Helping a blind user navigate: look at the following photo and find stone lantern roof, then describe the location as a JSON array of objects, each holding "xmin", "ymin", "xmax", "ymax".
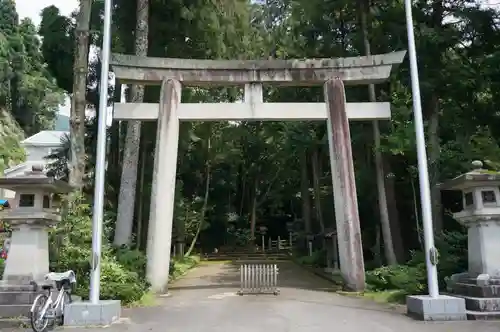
[
  {"xmin": 440, "ymin": 160, "xmax": 500, "ymax": 191},
  {"xmin": 0, "ymin": 164, "xmax": 72, "ymax": 193}
]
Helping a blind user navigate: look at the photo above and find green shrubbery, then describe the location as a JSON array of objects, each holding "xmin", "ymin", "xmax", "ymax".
[
  {"xmin": 49, "ymin": 196, "xmax": 149, "ymax": 304},
  {"xmin": 48, "ymin": 195, "xmax": 200, "ymax": 304},
  {"xmin": 169, "ymin": 255, "xmax": 200, "ymax": 280},
  {"xmin": 292, "ymin": 230, "xmax": 467, "ymax": 301},
  {"xmin": 365, "ymin": 230, "xmax": 468, "ymax": 298},
  {"xmin": 295, "ymin": 249, "xmax": 326, "ymax": 267},
  {"xmin": 365, "ymin": 261, "xmax": 427, "ymax": 294}
]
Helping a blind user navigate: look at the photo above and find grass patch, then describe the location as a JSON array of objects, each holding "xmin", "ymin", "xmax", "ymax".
[
  {"xmin": 127, "ymin": 291, "xmax": 157, "ymax": 307},
  {"xmin": 170, "ymin": 255, "xmax": 200, "ymax": 281},
  {"xmin": 126, "ymin": 256, "xmax": 201, "ymax": 307},
  {"xmin": 362, "ymin": 290, "xmax": 406, "ymax": 304},
  {"xmin": 337, "ymin": 289, "xmax": 406, "ymax": 304},
  {"xmin": 201, "ymin": 259, "xmax": 232, "ymax": 265}
]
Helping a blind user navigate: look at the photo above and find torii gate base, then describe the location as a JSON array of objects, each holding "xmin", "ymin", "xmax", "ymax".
[{"xmin": 111, "ymin": 52, "xmax": 406, "ymax": 292}]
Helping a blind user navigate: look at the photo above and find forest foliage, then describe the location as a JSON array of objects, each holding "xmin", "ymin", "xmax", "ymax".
[{"xmin": 0, "ymin": 0, "xmax": 499, "ymax": 301}]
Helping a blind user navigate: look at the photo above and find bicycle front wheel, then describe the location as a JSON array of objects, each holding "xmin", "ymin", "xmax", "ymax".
[{"xmin": 30, "ymin": 294, "xmax": 50, "ymax": 332}]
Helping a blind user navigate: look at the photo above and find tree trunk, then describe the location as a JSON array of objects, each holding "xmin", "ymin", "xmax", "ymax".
[
  {"xmin": 186, "ymin": 137, "xmax": 212, "ymax": 257},
  {"xmin": 136, "ymin": 136, "xmax": 147, "ymax": 249},
  {"xmin": 250, "ymin": 177, "xmax": 258, "ymax": 242},
  {"xmin": 176, "ymin": 214, "xmax": 186, "ymax": 257},
  {"xmin": 69, "ymin": 0, "xmax": 92, "ymax": 189},
  {"xmin": 427, "ymin": 0, "xmax": 444, "ymax": 233},
  {"xmin": 114, "ymin": 0, "xmax": 149, "ymax": 246},
  {"xmin": 411, "ymin": 175, "xmax": 424, "ymax": 251},
  {"xmin": 428, "ymin": 95, "xmax": 442, "ymax": 233},
  {"xmin": 373, "ymin": 224, "xmax": 382, "ymax": 266},
  {"xmin": 108, "ymin": 85, "xmax": 122, "ymax": 209},
  {"xmin": 311, "ymin": 147, "xmax": 325, "ymax": 233},
  {"xmin": 383, "ymin": 159, "xmax": 406, "ymax": 261},
  {"xmin": 300, "ymin": 150, "xmax": 312, "ymax": 234},
  {"xmin": 239, "ymin": 169, "xmax": 246, "ymax": 216},
  {"xmin": 358, "ymin": 0, "xmax": 397, "ymax": 265}
]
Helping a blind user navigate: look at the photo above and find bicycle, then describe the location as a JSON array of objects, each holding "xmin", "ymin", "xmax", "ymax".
[{"xmin": 30, "ymin": 270, "xmax": 76, "ymax": 332}]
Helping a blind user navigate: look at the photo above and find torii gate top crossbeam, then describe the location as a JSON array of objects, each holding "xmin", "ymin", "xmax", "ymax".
[{"xmin": 110, "ymin": 51, "xmax": 406, "ymax": 86}]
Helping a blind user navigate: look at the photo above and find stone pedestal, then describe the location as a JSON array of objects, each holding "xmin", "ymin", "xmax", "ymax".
[
  {"xmin": 467, "ymin": 221, "xmax": 500, "ymax": 277},
  {"xmin": 64, "ymin": 300, "xmax": 121, "ymax": 326},
  {"xmin": 407, "ymin": 295, "xmax": 467, "ymax": 321},
  {"xmin": 3, "ymin": 219, "xmax": 51, "ymax": 283}
]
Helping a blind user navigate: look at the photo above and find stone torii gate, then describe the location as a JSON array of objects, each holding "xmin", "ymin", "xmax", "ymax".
[{"xmin": 110, "ymin": 51, "xmax": 406, "ymax": 292}]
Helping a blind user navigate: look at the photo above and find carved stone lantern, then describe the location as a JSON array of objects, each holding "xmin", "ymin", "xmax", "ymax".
[
  {"xmin": 440, "ymin": 160, "xmax": 500, "ymax": 319},
  {"xmin": 306, "ymin": 234, "xmax": 314, "ymax": 257},
  {"xmin": 0, "ymin": 165, "xmax": 72, "ymax": 283},
  {"xmin": 259, "ymin": 226, "xmax": 267, "ymax": 252},
  {"xmin": 323, "ymin": 228, "xmax": 339, "ymax": 273},
  {"xmin": 286, "ymin": 222, "xmax": 294, "ymax": 249}
]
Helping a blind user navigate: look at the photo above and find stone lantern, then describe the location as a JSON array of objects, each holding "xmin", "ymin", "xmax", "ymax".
[
  {"xmin": 0, "ymin": 165, "xmax": 72, "ymax": 283},
  {"xmin": 440, "ymin": 160, "xmax": 500, "ymax": 319},
  {"xmin": 286, "ymin": 222, "xmax": 294, "ymax": 249},
  {"xmin": 323, "ymin": 228, "xmax": 339, "ymax": 273},
  {"xmin": 306, "ymin": 234, "xmax": 314, "ymax": 257},
  {"xmin": 259, "ymin": 226, "xmax": 267, "ymax": 252}
]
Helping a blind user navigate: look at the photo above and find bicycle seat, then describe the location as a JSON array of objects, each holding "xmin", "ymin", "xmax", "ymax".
[{"xmin": 44, "ymin": 270, "xmax": 76, "ymax": 284}]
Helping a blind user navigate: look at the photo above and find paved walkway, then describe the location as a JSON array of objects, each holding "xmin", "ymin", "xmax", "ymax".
[{"xmin": 12, "ymin": 262, "xmax": 500, "ymax": 331}]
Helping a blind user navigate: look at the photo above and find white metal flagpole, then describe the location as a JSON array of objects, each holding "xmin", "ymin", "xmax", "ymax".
[
  {"xmin": 404, "ymin": 0, "xmax": 440, "ymax": 298},
  {"xmin": 89, "ymin": 0, "xmax": 113, "ymax": 304}
]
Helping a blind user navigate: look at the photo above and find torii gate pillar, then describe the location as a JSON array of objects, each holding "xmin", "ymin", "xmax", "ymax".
[
  {"xmin": 325, "ymin": 78, "xmax": 364, "ymax": 290},
  {"xmin": 146, "ymin": 79, "xmax": 181, "ymax": 291}
]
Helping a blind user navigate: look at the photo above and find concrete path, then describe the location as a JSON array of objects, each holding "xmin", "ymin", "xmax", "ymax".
[{"xmin": 10, "ymin": 261, "xmax": 500, "ymax": 331}]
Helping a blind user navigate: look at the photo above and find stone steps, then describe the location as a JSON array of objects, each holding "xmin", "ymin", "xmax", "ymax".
[
  {"xmin": 203, "ymin": 253, "xmax": 290, "ymax": 261},
  {"xmin": 452, "ymin": 283, "xmax": 500, "ymax": 298},
  {"xmin": 0, "ymin": 317, "xmax": 30, "ymax": 329},
  {"xmin": 0, "ymin": 283, "xmax": 36, "ymax": 292},
  {"xmin": 204, "ymin": 253, "xmax": 289, "ymax": 258},
  {"xmin": 0, "ymin": 295, "xmax": 80, "ymax": 328},
  {"xmin": 467, "ymin": 310, "xmax": 500, "ymax": 320},
  {"xmin": 0, "ymin": 283, "xmax": 40, "ymax": 319},
  {"xmin": 463, "ymin": 278, "xmax": 500, "ymax": 285},
  {"xmin": 449, "ymin": 280, "xmax": 500, "ymax": 320},
  {"xmin": 0, "ymin": 291, "xmax": 36, "ymax": 305},
  {"xmin": 0, "ymin": 304, "xmax": 31, "ymax": 317},
  {"xmin": 451, "ymin": 294, "xmax": 500, "ymax": 312}
]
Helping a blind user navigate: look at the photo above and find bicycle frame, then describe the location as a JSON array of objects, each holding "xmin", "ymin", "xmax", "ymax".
[{"xmin": 31, "ymin": 287, "xmax": 67, "ymax": 319}]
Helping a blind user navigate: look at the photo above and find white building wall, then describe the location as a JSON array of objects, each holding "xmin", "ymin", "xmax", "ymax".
[{"xmin": 25, "ymin": 145, "xmax": 59, "ymax": 162}]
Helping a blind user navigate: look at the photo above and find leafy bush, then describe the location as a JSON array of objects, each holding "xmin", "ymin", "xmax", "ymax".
[
  {"xmin": 226, "ymin": 226, "xmax": 252, "ymax": 246},
  {"xmin": 169, "ymin": 255, "xmax": 200, "ymax": 280},
  {"xmin": 365, "ymin": 230, "xmax": 467, "ymax": 296},
  {"xmin": 115, "ymin": 247, "xmax": 147, "ymax": 280},
  {"xmin": 295, "ymin": 249, "xmax": 326, "ymax": 267},
  {"xmin": 49, "ymin": 195, "xmax": 149, "ymax": 304},
  {"xmin": 0, "ymin": 258, "xmax": 4, "ymax": 276},
  {"xmin": 366, "ymin": 264, "xmax": 426, "ymax": 294},
  {"xmin": 408, "ymin": 230, "xmax": 467, "ymax": 288}
]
